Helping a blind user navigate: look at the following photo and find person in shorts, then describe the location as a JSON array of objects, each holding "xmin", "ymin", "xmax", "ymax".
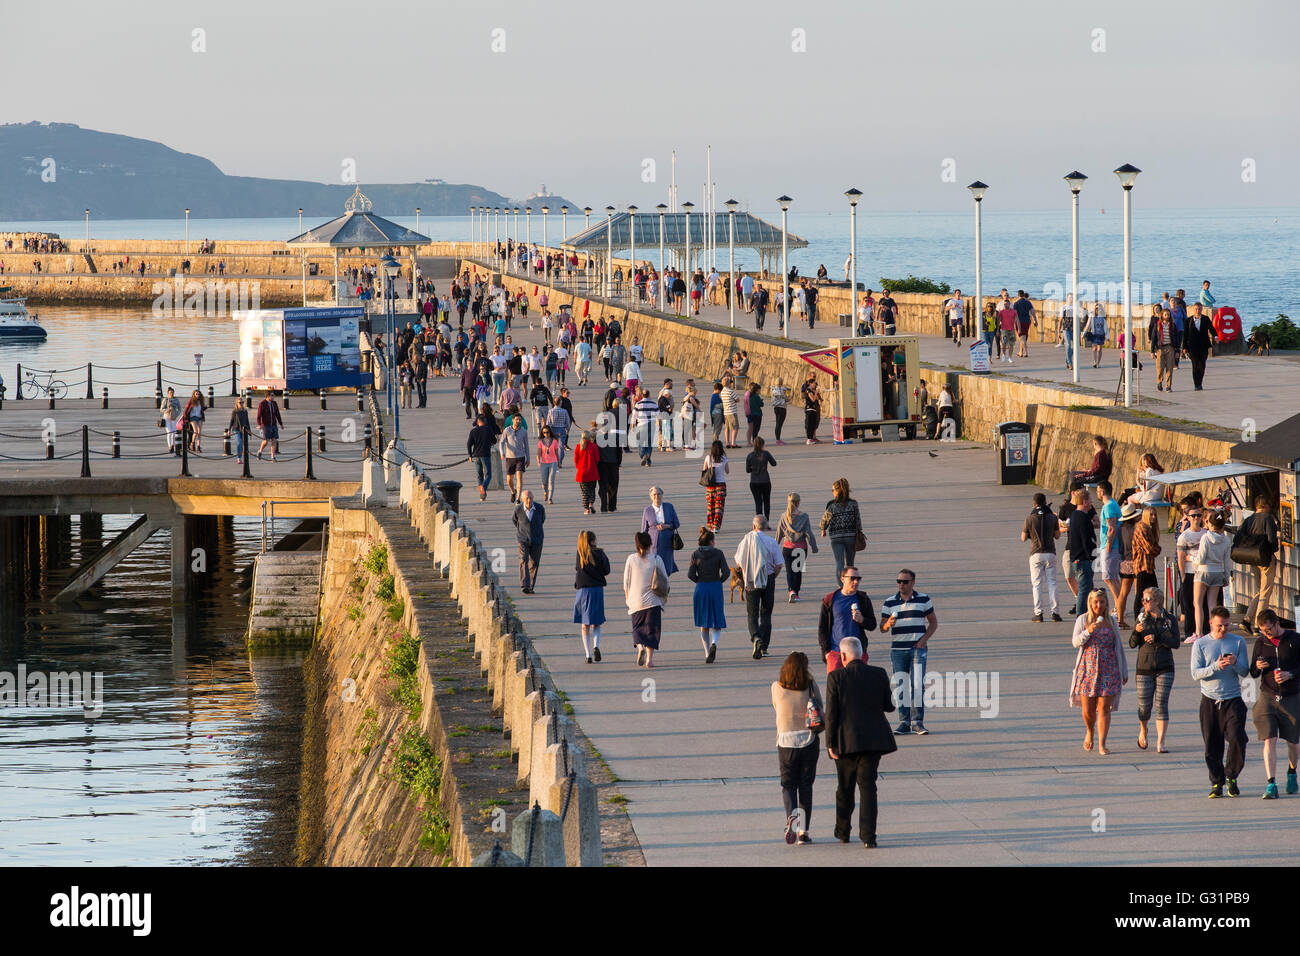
[
  {"xmin": 1096, "ymin": 481, "xmax": 1124, "ymax": 613},
  {"xmin": 1250, "ymin": 609, "xmax": 1300, "ymax": 799}
]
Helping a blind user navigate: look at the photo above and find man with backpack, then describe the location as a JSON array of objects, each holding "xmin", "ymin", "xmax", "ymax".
[{"xmin": 1021, "ymin": 492, "xmax": 1063, "ymax": 623}]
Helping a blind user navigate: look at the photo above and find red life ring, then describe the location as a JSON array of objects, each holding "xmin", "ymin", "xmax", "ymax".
[{"xmin": 1213, "ymin": 306, "xmax": 1242, "ymax": 342}]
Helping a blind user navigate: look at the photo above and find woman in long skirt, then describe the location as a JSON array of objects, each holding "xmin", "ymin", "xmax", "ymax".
[
  {"xmin": 641, "ymin": 486, "xmax": 681, "ymax": 575},
  {"xmin": 573, "ymin": 530, "xmax": 610, "ymax": 663},
  {"xmin": 624, "ymin": 531, "xmax": 667, "ymax": 667},
  {"xmin": 687, "ymin": 527, "xmax": 729, "ymax": 662}
]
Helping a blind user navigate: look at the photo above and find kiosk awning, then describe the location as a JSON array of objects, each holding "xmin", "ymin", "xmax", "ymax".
[{"xmin": 1150, "ymin": 463, "xmax": 1276, "ymax": 486}]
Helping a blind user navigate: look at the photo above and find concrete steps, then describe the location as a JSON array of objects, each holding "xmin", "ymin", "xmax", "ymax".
[{"xmin": 248, "ymin": 550, "xmax": 322, "ymax": 645}]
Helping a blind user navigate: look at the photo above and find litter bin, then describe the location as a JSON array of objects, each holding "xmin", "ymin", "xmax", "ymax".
[
  {"xmin": 838, "ymin": 313, "xmax": 852, "ymax": 328},
  {"xmin": 436, "ymin": 480, "xmax": 463, "ymax": 514},
  {"xmin": 995, "ymin": 421, "xmax": 1032, "ymax": 485}
]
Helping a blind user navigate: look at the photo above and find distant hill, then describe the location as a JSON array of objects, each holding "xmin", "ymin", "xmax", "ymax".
[{"xmin": 0, "ymin": 122, "xmax": 582, "ymax": 221}]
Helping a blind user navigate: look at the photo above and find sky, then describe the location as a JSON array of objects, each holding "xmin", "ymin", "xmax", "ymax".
[{"xmin": 12, "ymin": 0, "xmax": 1300, "ymax": 212}]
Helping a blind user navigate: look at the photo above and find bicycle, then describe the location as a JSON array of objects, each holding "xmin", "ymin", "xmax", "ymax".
[{"xmin": 19, "ymin": 371, "xmax": 68, "ymax": 400}]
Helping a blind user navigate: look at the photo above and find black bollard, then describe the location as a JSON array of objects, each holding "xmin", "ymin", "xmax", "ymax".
[
  {"xmin": 241, "ymin": 426, "xmax": 253, "ymax": 478},
  {"xmin": 319, "ymin": 388, "xmax": 327, "ymax": 410},
  {"xmin": 317, "ymin": 424, "xmax": 325, "ymax": 452},
  {"xmin": 304, "ymin": 427, "xmax": 316, "ymax": 480},
  {"xmin": 223, "ymin": 429, "xmax": 231, "ymax": 457},
  {"xmin": 48, "ymin": 392, "xmax": 55, "ymax": 410},
  {"xmin": 112, "ymin": 430, "xmax": 120, "ymax": 459},
  {"xmin": 155, "ymin": 386, "xmax": 162, "ymax": 410},
  {"xmin": 282, "ymin": 391, "xmax": 290, "ymax": 410},
  {"xmin": 46, "ymin": 432, "xmax": 54, "ymax": 459},
  {"xmin": 356, "ymin": 389, "xmax": 363, "ymax": 412},
  {"xmin": 155, "ymin": 361, "xmax": 162, "ymax": 399},
  {"xmin": 207, "ymin": 385, "xmax": 214, "ymax": 409},
  {"xmin": 179, "ymin": 422, "xmax": 191, "ymax": 477},
  {"xmin": 86, "ymin": 363, "xmax": 94, "ymax": 400},
  {"xmin": 101, "ymin": 387, "xmax": 108, "ymax": 409},
  {"xmin": 230, "ymin": 360, "xmax": 238, "ymax": 397},
  {"xmin": 15, "ymin": 363, "xmax": 21, "ymax": 401},
  {"xmin": 364, "ymin": 422, "xmax": 373, "ymax": 458},
  {"xmin": 80, "ymin": 425, "xmax": 91, "ymax": 478}
]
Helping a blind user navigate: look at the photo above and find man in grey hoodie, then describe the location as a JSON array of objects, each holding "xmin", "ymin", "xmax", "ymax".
[
  {"xmin": 1191, "ymin": 606, "xmax": 1251, "ymax": 797},
  {"xmin": 499, "ymin": 414, "xmax": 530, "ymax": 504}
]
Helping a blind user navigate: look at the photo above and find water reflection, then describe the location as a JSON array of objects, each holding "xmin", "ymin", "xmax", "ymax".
[{"xmin": 0, "ymin": 514, "xmax": 302, "ymax": 865}]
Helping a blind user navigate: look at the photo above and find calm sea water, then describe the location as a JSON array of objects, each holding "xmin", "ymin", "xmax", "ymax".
[
  {"xmin": 4, "ymin": 208, "xmax": 1296, "ymax": 327},
  {"xmin": 0, "ymin": 515, "xmax": 302, "ymax": 866}
]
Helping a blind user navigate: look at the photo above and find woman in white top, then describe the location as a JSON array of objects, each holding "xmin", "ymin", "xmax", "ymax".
[
  {"xmin": 1175, "ymin": 504, "xmax": 1208, "ymax": 643},
  {"xmin": 770, "ymin": 380, "xmax": 790, "ymax": 445},
  {"xmin": 1191, "ymin": 511, "xmax": 1232, "ymax": 640},
  {"xmin": 679, "ymin": 383, "xmax": 701, "ymax": 452},
  {"xmin": 1129, "ymin": 453, "xmax": 1166, "ymax": 506},
  {"xmin": 702, "ymin": 439, "xmax": 730, "ymax": 533},
  {"xmin": 624, "ymin": 531, "xmax": 668, "ymax": 667}
]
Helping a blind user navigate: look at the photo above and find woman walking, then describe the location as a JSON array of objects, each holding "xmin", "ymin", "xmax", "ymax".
[
  {"xmin": 1175, "ymin": 502, "xmax": 1208, "ymax": 642},
  {"xmin": 182, "ymin": 389, "xmax": 206, "ymax": 452},
  {"xmin": 228, "ymin": 397, "xmax": 250, "ymax": 465},
  {"xmin": 746, "ymin": 436, "xmax": 778, "ymax": 519},
  {"xmin": 745, "ymin": 382, "xmax": 764, "ymax": 446},
  {"xmin": 687, "ymin": 527, "xmax": 729, "ymax": 662},
  {"xmin": 573, "ymin": 531, "xmax": 610, "ymax": 663},
  {"xmin": 1130, "ymin": 586, "xmax": 1180, "ymax": 752},
  {"xmin": 537, "ymin": 425, "xmax": 562, "ymax": 504},
  {"xmin": 678, "ymin": 381, "xmax": 701, "ymax": 452},
  {"xmin": 777, "ymin": 493, "xmax": 818, "ymax": 603},
  {"xmin": 1069, "ymin": 588, "xmax": 1129, "ymax": 755},
  {"xmin": 1088, "ymin": 301, "xmax": 1108, "ymax": 367},
  {"xmin": 771, "ymin": 651, "xmax": 823, "ymax": 845},
  {"xmin": 572, "ymin": 429, "xmax": 599, "ymax": 514},
  {"xmin": 624, "ymin": 531, "xmax": 668, "ymax": 667},
  {"xmin": 801, "ymin": 375, "xmax": 821, "ymax": 444},
  {"xmin": 1131, "ymin": 506, "xmax": 1162, "ymax": 622},
  {"xmin": 640, "ymin": 486, "xmax": 681, "ymax": 576},
  {"xmin": 820, "ymin": 478, "xmax": 864, "ymax": 580},
  {"xmin": 702, "ymin": 440, "xmax": 729, "ymax": 533},
  {"xmin": 1192, "ymin": 511, "xmax": 1231, "ymax": 640},
  {"xmin": 771, "ymin": 379, "xmax": 790, "ymax": 445}
]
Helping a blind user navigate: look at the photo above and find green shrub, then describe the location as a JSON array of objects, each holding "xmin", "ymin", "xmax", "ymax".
[
  {"xmin": 376, "ymin": 574, "xmax": 396, "ymax": 602},
  {"xmin": 362, "ymin": 544, "xmax": 388, "ymax": 577},
  {"xmin": 1253, "ymin": 313, "xmax": 1300, "ymax": 350},
  {"xmin": 880, "ymin": 274, "xmax": 951, "ymax": 295}
]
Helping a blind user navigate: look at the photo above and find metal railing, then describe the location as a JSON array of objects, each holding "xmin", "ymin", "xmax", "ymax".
[{"xmin": 259, "ymin": 499, "xmax": 330, "ymax": 553}]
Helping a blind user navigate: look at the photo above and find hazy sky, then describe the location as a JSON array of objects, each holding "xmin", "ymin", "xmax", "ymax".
[{"xmin": 15, "ymin": 0, "xmax": 1299, "ymax": 212}]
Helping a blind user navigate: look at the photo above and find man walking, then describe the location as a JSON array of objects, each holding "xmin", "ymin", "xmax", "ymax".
[
  {"xmin": 467, "ymin": 413, "xmax": 496, "ymax": 502},
  {"xmin": 1097, "ymin": 481, "xmax": 1124, "ymax": 614},
  {"xmin": 1183, "ymin": 303, "xmax": 1217, "ymax": 391},
  {"xmin": 945, "ymin": 289, "xmax": 965, "ymax": 345},
  {"xmin": 818, "ymin": 565, "xmax": 877, "ymax": 673},
  {"xmin": 1250, "ymin": 609, "xmax": 1300, "ymax": 799},
  {"xmin": 1022, "ymin": 492, "xmax": 1062, "ymax": 623},
  {"xmin": 512, "ymin": 488, "xmax": 545, "ymax": 594},
  {"xmin": 825, "ymin": 636, "xmax": 897, "ymax": 848},
  {"xmin": 499, "ymin": 413, "xmax": 530, "ymax": 503},
  {"xmin": 1191, "ymin": 607, "xmax": 1250, "ymax": 797},
  {"xmin": 1240, "ymin": 497, "xmax": 1281, "ymax": 632},
  {"xmin": 881, "ymin": 569, "xmax": 938, "ymax": 735},
  {"xmin": 1013, "ymin": 290, "xmax": 1036, "ymax": 358},
  {"xmin": 1149, "ymin": 308, "xmax": 1177, "ymax": 392},
  {"xmin": 256, "ymin": 390, "xmax": 283, "ymax": 461},
  {"xmin": 1067, "ymin": 487, "xmax": 1097, "ymax": 616},
  {"xmin": 734, "ymin": 514, "xmax": 783, "ymax": 659}
]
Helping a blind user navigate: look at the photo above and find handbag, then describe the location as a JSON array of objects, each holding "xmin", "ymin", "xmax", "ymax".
[
  {"xmin": 1119, "ymin": 559, "xmax": 1135, "ymax": 576},
  {"xmin": 854, "ymin": 530, "xmax": 867, "ymax": 552},
  {"xmin": 650, "ymin": 562, "xmax": 670, "ymax": 599},
  {"xmin": 671, "ymin": 532, "xmax": 684, "ymax": 551},
  {"xmin": 805, "ymin": 692, "xmax": 825, "ymax": 735},
  {"xmin": 699, "ymin": 462, "xmax": 716, "ymax": 487},
  {"xmin": 1231, "ymin": 540, "xmax": 1271, "ymax": 567}
]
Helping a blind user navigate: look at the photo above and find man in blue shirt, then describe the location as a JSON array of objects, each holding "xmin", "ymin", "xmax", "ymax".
[
  {"xmin": 1199, "ymin": 279, "xmax": 1216, "ymax": 311},
  {"xmin": 1097, "ymin": 481, "xmax": 1123, "ymax": 616},
  {"xmin": 1191, "ymin": 606, "xmax": 1250, "ymax": 797},
  {"xmin": 818, "ymin": 565, "xmax": 877, "ymax": 671},
  {"xmin": 881, "ymin": 569, "xmax": 938, "ymax": 735}
]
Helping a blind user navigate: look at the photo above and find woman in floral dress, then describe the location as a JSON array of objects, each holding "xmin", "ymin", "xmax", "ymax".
[{"xmin": 1069, "ymin": 588, "xmax": 1129, "ymax": 755}]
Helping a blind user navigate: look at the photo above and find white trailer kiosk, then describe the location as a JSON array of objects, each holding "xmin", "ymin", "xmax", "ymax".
[{"xmin": 799, "ymin": 335, "xmax": 922, "ymax": 441}]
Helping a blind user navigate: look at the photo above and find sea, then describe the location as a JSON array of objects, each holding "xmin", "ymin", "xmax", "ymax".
[{"xmin": 3, "ymin": 207, "xmax": 1296, "ymax": 328}]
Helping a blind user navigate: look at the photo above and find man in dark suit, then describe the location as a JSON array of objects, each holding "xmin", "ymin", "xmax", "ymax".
[
  {"xmin": 512, "ymin": 489, "xmax": 545, "ymax": 593},
  {"xmin": 826, "ymin": 636, "xmax": 898, "ymax": 847},
  {"xmin": 1183, "ymin": 303, "xmax": 1218, "ymax": 391}
]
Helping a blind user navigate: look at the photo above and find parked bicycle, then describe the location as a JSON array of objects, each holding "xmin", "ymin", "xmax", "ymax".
[{"xmin": 19, "ymin": 371, "xmax": 68, "ymax": 400}]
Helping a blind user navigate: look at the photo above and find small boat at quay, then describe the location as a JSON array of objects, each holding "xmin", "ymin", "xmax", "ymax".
[{"xmin": 0, "ymin": 289, "xmax": 48, "ymax": 339}]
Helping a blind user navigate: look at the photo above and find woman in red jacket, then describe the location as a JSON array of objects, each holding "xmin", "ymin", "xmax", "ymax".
[{"xmin": 573, "ymin": 428, "xmax": 600, "ymax": 515}]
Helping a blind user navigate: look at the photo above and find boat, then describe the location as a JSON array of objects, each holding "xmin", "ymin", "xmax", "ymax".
[{"xmin": 0, "ymin": 289, "xmax": 47, "ymax": 339}]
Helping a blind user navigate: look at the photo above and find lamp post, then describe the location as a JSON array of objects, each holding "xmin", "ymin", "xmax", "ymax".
[
  {"xmin": 845, "ymin": 188, "xmax": 861, "ymax": 336},
  {"xmin": 470, "ymin": 206, "xmax": 475, "ymax": 257},
  {"xmin": 656, "ymin": 203, "xmax": 667, "ymax": 312},
  {"xmin": 584, "ymin": 207, "xmax": 592, "ymax": 288},
  {"xmin": 415, "ymin": 206, "xmax": 420, "ymax": 235},
  {"xmin": 525, "ymin": 206, "xmax": 532, "ymax": 248},
  {"xmin": 561, "ymin": 205, "xmax": 568, "ymax": 241},
  {"xmin": 84, "ymin": 208, "xmax": 89, "ymax": 246},
  {"xmin": 379, "ymin": 252, "xmax": 400, "ymax": 425},
  {"xmin": 1065, "ymin": 171, "xmax": 1088, "ymax": 383},
  {"xmin": 725, "ymin": 199, "xmax": 738, "ymax": 328},
  {"xmin": 1114, "ymin": 163, "xmax": 1141, "ymax": 407},
  {"xmin": 298, "ymin": 207, "xmax": 302, "ymax": 234},
  {"xmin": 514, "ymin": 207, "xmax": 522, "ymax": 272},
  {"xmin": 967, "ymin": 181, "xmax": 988, "ymax": 343},
  {"xmin": 627, "ymin": 205, "xmax": 638, "ymax": 304},
  {"xmin": 682, "ymin": 201, "xmax": 693, "ymax": 302},
  {"xmin": 185, "ymin": 207, "xmax": 190, "ymax": 251},
  {"xmin": 604, "ymin": 205, "xmax": 614, "ymax": 297},
  {"xmin": 541, "ymin": 205, "xmax": 549, "ymax": 283},
  {"xmin": 777, "ymin": 196, "xmax": 792, "ymax": 339}
]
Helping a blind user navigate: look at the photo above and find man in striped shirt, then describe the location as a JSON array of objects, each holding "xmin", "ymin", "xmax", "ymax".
[
  {"xmin": 880, "ymin": 568, "xmax": 939, "ymax": 735},
  {"xmin": 633, "ymin": 388, "xmax": 659, "ymax": 466}
]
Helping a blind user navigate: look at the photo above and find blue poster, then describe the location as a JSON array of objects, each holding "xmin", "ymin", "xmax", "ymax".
[{"xmin": 282, "ymin": 307, "xmax": 366, "ymax": 389}]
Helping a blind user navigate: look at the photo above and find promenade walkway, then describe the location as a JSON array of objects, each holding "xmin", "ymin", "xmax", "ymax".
[{"xmin": 392, "ymin": 309, "xmax": 1293, "ymax": 866}]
